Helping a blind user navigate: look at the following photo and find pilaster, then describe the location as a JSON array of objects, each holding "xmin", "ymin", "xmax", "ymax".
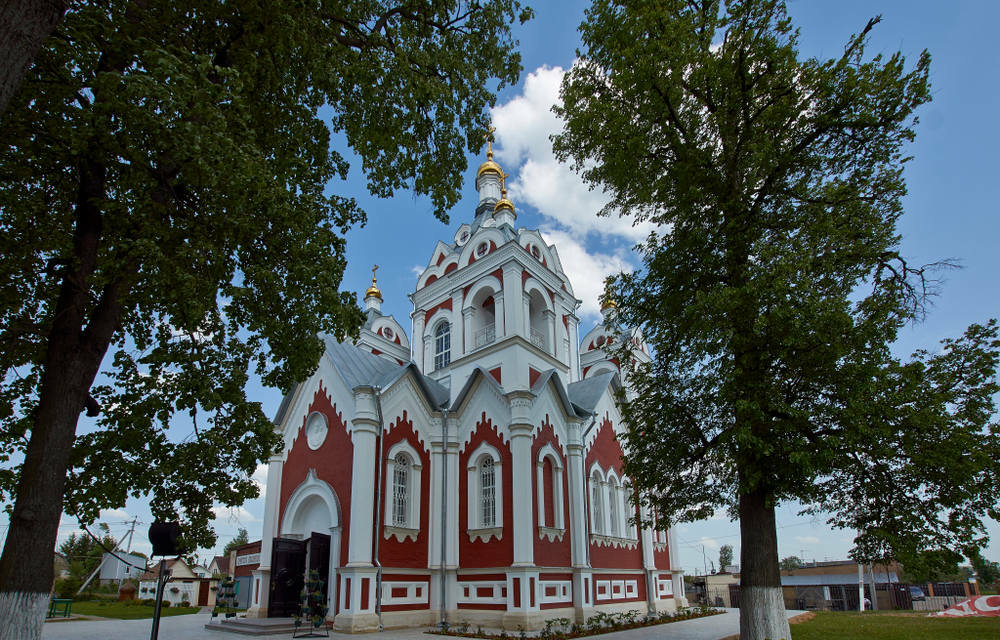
[
  {"xmin": 509, "ymin": 393, "xmax": 535, "ymax": 566},
  {"xmin": 246, "ymin": 454, "xmax": 283, "ymax": 618},
  {"xmin": 502, "ymin": 263, "xmax": 524, "ymax": 338},
  {"xmin": 347, "ymin": 390, "xmax": 379, "ymax": 567}
]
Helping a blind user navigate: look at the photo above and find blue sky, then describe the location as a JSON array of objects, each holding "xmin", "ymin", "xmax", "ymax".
[{"xmin": 2, "ymin": 1, "xmax": 996, "ymax": 575}]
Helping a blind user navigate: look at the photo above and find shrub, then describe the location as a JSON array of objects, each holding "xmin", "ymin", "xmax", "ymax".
[{"xmin": 161, "ymin": 600, "xmax": 171, "ymax": 608}]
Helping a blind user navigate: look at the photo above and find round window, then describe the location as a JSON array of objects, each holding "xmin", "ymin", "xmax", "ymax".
[
  {"xmin": 382, "ymin": 326, "xmax": 394, "ymax": 340},
  {"xmin": 475, "ymin": 242, "xmax": 489, "ymax": 258},
  {"xmin": 460, "ymin": 230, "xmax": 470, "ymax": 243},
  {"xmin": 531, "ymin": 245, "xmax": 541, "ymax": 260}
]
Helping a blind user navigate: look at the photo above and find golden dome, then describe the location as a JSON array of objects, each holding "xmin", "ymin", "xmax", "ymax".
[
  {"xmin": 477, "ymin": 158, "xmax": 504, "ymax": 181},
  {"xmin": 477, "ymin": 126, "xmax": 504, "ymax": 181},
  {"xmin": 601, "ymin": 297, "xmax": 617, "ymax": 311},
  {"xmin": 365, "ymin": 264, "xmax": 383, "ymax": 301},
  {"xmin": 494, "ymin": 188, "xmax": 515, "ymax": 217}
]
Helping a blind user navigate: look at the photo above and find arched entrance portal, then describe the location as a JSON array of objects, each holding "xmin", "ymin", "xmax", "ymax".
[{"xmin": 270, "ymin": 470, "xmax": 342, "ymax": 619}]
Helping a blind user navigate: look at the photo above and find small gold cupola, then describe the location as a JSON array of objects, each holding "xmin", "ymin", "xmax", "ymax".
[
  {"xmin": 476, "ymin": 126, "xmax": 505, "ymax": 218},
  {"xmin": 493, "ymin": 171, "xmax": 516, "ymax": 227},
  {"xmin": 364, "ymin": 264, "xmax": 382, "ymax": 311}
]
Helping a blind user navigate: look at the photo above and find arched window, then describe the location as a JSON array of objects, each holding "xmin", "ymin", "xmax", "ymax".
[
  {"xmin": 434, "ymin": 321, "xmax": 451, "ymax": 370},
  {"xmin": 480, "ymin": 457, "xmax": 496, "ymax": 527},
  {"xmin": 392, "ymin": 453, "xmax": 410, "ymax": 527},
  {"xmin": 608, "ymin": 478, "xmax": 620, "ymax": 537},
  {"xmin": 384, "ymin": 441, "xmax": 422, "ymax": 537},
  {"xmin": 466, "ymin": 442, "xmax": 503, "ymax": 535},
  {"xmin": 590, "ymin": 471, "xmax": 604, "ymax": 534},
  {"xmin": 535, "ymin": 444, "xmax": 565, "ymax": 532}
]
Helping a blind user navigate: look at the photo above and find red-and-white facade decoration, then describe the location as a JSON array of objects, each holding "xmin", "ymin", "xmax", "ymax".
[
  {"xmin": 247, "ymin": 147, "xmax": 684, "ymax": 631},
  {"xmin": 934, "ymin": 595, "xmax": 1000, "ymax": 617}
]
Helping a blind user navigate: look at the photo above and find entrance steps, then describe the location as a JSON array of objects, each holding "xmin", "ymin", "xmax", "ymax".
[{"xmin": 205, "ymin": 617, "xmax": 309, "ymax": 635}]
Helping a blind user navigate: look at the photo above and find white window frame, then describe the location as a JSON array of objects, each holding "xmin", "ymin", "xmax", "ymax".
[
  {"xmin": 607, "ymin": 474, "xmax": 621, "ymax": 537},
  {"xmin": 589, "ymin": 465, "xmax": 605, "ymax": 535},
  {"xmin": 467, "ymin": 442, "xmax": 503, "ymax": 534},
  {"xmin": 433, "ymin": 320, "xmax": 451, "ymax": 370},
  {"xmin": 384, "ymin": 440, "xmax": 423, "ymax": 535},
  {"xmin": 535, "ymin": 443, "xmax": 564, "ymax": 530}
]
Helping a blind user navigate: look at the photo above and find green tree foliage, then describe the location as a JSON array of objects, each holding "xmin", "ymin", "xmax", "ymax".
[
  {"xmin": 719, "ymin": 544, "xmax": 734, "ymax": 572},
  {"xmin": 222, "ymin": 528, "xmax": 249, "ymax": 558},
  {"xmin": 0, "ymin": 0, "xmax": 531, "ymax": 624},
  {"xmin": 899, "ymin": 549, "xmax": 963, "ymax": 584},
  {"xmin": 779, "ymin": 556, "xmax": 803, "ymax": 571},
  {"xmin": 554, "ymin": 1, "xmax": 999, "ymax": 637},
  {"xmin": 968, "ymin": 549, "xmax": 1000, "ymax": 587},
  {"xmin": 58, "ymin": 524, "xmax": 117, "ymax": 581}
]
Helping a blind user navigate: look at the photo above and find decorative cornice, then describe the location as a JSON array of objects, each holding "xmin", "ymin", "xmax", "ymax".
[
  {"xmin": 467, "ymin": 527, "xmax": 503, "ymax": 543},
  {"xmin": 589, "ymin": 533, "xmax": 639, "ymax": 550},
  {"xmin": 383, "ymin": 526, "xmax": 420, "ymax": 543},
  {"xmin": 538, "ymin": 526, "xmax": 566, "ymax": 543}
]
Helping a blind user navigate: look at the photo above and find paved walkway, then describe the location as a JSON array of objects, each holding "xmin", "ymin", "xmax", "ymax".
[{"xmin": 42, "ymin": 608, "xmax": 802, "ymax": 640}]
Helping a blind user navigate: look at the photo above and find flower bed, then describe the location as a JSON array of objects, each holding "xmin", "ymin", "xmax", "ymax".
[{"xmin": 427, "ymin": 606, "xmax": 724, "ymax": 639}]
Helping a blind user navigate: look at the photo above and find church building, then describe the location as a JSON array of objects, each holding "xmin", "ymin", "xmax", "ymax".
[{"xmin": 246, "ymin": 143, "xmax": 685, "ymax": 631}]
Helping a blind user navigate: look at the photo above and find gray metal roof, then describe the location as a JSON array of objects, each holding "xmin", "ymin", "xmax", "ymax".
[
  {"xmin": 566, "ymin": 370, "xmax": 619, "ymax": 415},
  {"xmin": 530, "ymin": 369, "xmax": 586, "ymax": 419},
  {"xmin": 273, "ymin": 337, "xmax": 449, "ymax": 427}
]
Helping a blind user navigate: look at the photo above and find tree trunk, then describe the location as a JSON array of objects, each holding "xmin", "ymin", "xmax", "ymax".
[
  {"xmin": 739, "ymin": 486, "xmax": 790, "ymax": 640},
  {"xmin": 0, "ymin": 152, "xmax": 122, "ymax": 638},
  {"xmin": 0, "ymin": 0, "xmax": 67, "ymax": 118}
]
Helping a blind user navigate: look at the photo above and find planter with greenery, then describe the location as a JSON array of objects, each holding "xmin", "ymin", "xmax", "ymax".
[{"xmin": 428, "ymin": 605, "xmax": 723, "ymax": 639}]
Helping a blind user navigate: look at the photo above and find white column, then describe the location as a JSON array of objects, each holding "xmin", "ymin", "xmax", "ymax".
[
  {"xmin": 543, "ymin": 308, "xmax": 556, "ymax": 356},
  {"xmin": 502, "ymin": 264, "xmax": 523, "ymax": 338},
  {"xmin": 463, "ymin": 307, "xmax": 474, "ymax": 353},
  {"xmin": 509, "ymin": 394, "xmax": 534, "ymax": 566},
  {"xmin": 451, "ymin": 290, "xmax": 465, "ymax": 357},
  {"xmin": 668, "ymin": 524, "xmax": 687, "ymax": 606},
  {"xmin": 494, "ymin": 291, "xmax": 506, "ymax": 338},
  {"xmin": 445, "ymin": 438, "xmax": 460, "ymax": 566},
  {"xmin": 246, "ymin": 454, "xmax": 284, "ymax": 617},
  {"xmin": 568, "ymin": 313, "xmax": 581, "ymax": 382},
  {"xmin": 413, "ymin": 311, "xmax": 426, "ymax": 372},
  {"xmin": 429, "ymin": 440, "xmax": 445, "ymax": 568},
  {"xmin": 535, "ymin": 460, "xmax": 546, "ymax": 528},
  {"xmin": 347, "ymin": 391, "xmax": 379, "ymax": 566}
]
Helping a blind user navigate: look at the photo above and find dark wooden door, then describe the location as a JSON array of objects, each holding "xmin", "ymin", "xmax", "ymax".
[
  {"xmin": 268, "ymin": 538, "xmax": 306, "ymax": 617},
  {"xmin": 198, "ymin": 580, "xmax": 210, "ymax": 606},
  {"xmin": 308, "ymin": 532, "xmax": 331, "ymax": 605}
]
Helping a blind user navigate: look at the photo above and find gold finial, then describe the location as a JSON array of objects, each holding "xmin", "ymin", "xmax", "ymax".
[
  {"xmin": 601, "ymin": 297, "xmax": 617, "ymax": 312},
  {"xmin": 493, "ymin": 170, "xmax": 515, "ymax": 218},
  {"xmin": 477, "ymin": 126, "xmax": 504, "ymax": 181},
  {"xmin": 484, "ymin": 125, "xmax": 497, "ymax": 159},
  {"xmin": 365, "ymin": 264, "xmax": 383, "ymax": 301}
]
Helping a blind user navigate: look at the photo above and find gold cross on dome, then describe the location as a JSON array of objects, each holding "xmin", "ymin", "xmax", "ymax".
[
  {"xmin": 485, "ymin": 125, "xmax": 497, "ymax": 156},
  {"xmin": 371, "ymin": 264, "xmax": 379, "ymax": 285}
]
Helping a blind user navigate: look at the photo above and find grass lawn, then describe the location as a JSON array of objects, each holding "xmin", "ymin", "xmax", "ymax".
[
  {"xmin": 791, "ymin": 611, "xmax": 1000, "ymax": 639},
  {"xmin": 69, "ymin": 600, "xmax": 201, "ymax": 620}
]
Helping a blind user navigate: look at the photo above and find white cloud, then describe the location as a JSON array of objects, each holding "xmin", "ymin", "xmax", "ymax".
[
  {"xmin": 491, "ymin": 65, "xmax": 653, "ymax": 243},
  {"xmin": 539, "ymin": 228, "xmax": 633, "ymax": 320},
  {"xmin": 795, "ymin": 535, "xmax": 821, "ymax": 545},
  {"xmin": 212, "ymin": 505, "xmax": 259, "ymax": 524},
  {"xmin": 98, "ymin": 508, "xmax": 131, "ymax": 522},
  {"xmin": 699, "ymin": 535, "xmax": 720, "ymax": 550},
  {"xmin": 410, "ymin": 264, "xmax": 424, "ymax": 277},
  {"xmin": 251, "ymin": 463, "xmax": 268, "ymax": 496}
]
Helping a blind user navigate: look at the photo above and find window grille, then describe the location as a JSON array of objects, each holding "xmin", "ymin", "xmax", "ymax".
[
  {"xmin": 434, "ymin": 322, "xmax": 451, "ymax": 370},
  {"xmin": 392, "ymin": 453, "xmax": 410, "ymax": 526},
  {"xmin": 481, "ymin": 458, "xmax": 496, "ymax": 527},
  {"xmin": 609, "ymin": 483, "xmax": 620, "ymax": 536},
  {"xmin": 591, "ymin": 476, "xmax": 603, "ymax": 534}
]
